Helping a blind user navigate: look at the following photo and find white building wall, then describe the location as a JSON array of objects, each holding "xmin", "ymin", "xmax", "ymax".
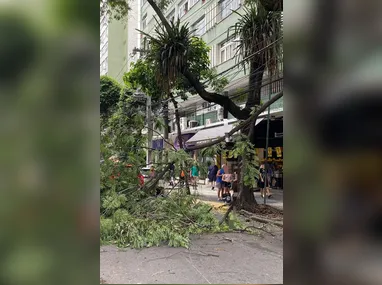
[{"xmin": 127, "ymin": 0, "xmax": 141, "ymax": 70}]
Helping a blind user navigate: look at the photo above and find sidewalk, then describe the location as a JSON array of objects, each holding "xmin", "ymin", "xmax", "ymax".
[{"xmin": 165, "ymin": 180, "xmax": 283, "ymax": 210}]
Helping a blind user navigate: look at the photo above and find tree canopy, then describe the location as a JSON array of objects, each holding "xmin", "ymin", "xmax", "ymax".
[{"xmin": 100, "ymin": 75, "xmax": 122, "ymax": 116}]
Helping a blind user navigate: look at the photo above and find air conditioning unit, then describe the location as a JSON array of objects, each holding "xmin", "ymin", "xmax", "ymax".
[
  {"xmin": 202, "ymin": 102, "xmax": 209, "ymax": 108},
  {"xmin": 205, "ymin": 119, "xmax": 212, "ymax": 126},
  {"xmin": 188, "ymin": 120, "xmax": 198, "ymax": 128},
  {"xmin": 180, "ymin": 117, "xmax": 187, "ymax": 131}
]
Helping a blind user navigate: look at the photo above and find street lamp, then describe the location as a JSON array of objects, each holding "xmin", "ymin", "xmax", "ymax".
[{"xmin": 134, "ymin": 89, "xmax": 152, "ymax": 166}]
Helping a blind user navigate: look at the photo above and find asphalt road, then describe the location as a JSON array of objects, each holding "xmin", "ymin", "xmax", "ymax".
[{"xmin": 100, "ymin": 232, "xmax": 283, "ymax": 284}]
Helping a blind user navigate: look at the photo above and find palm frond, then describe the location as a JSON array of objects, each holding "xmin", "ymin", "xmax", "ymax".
[{"xmin": 228, "ymin": 2, "xmax": 283, "ymax": 76}]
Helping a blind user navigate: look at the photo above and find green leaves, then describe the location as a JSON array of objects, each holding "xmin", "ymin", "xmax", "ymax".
[{"xmin": 100, "ymin": 76, "xmax": 122, "ymax": 117}]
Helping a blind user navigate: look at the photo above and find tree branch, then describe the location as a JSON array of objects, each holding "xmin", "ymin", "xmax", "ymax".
[
  {"xmin": 146, "ymin": 126, "xmax": 177, "ymax": 150},
  {"xmin": 182, "ymin": 69, "xmax": 250, "ymax": 120},
  {"xmin": 143, "ymin": 164, "xmax": 171, "ymax": 191},
  {"xmin": 187, "ymin": 91, "xmax": 283, "ymax": 150},
  {"xmin": 147, "ymin": 0, "xmax": 172, "ymax": 34}
]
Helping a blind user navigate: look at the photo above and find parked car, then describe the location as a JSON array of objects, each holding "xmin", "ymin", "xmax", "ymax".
[{"xmin": 140, "ymin": 167, "xmax": 150, "ymax": 178}]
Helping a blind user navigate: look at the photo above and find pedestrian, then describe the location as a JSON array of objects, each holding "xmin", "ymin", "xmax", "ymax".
[
  {"xmin": 190, "ymin": 163, "xmax": 199, "ymax": 189},
  {"xmin": 267, "ymin": 162, "xmax": 275, "ymax": 189},
  {"xmin": 169, "ymin": 162, "xmax": 175, "ymax": 186},
  {"xmin": 149, "ymin": 166, "xmax": 156, "ymax": 179},
  {"xmin": 208, "ymin": 162, "xmax": 218, "ymax": 190},
  {"xmin": 138, "ymin": 171, "xmax": 144, "ymax": 186},
  {"xmin": 216, "ymin": 164, "xmax": 225, "ymax": 201},
  {"xmin": 179, "ymin": 169, "xmax": 185, "ymax": 186},
  {"xmin": 222, "ymin": 168, "xmax": 233, "ymax": 203},
  {"xmin": 259, "ymin": 164, "xmax": 272, "ymax": 198}
]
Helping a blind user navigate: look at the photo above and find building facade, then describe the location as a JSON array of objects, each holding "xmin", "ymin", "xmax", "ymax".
[
  {"xmin": 100, "ymin": 1, "xmax": 141, "ymax": 82},
  {"xmin": 141, "ymin": 0, "xmax": 283, "ymax": 135}
]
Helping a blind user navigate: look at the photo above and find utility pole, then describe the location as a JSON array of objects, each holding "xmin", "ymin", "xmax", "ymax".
[
  {"xmin": 134, "ymin": 89, "xmax": 153, "ymax": 166},
  {"xmin": 146, "ymin": 94, "xmax": 153, "ymax": 166}
]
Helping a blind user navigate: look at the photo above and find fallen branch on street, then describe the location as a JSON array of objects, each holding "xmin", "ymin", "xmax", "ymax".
[
  {"xmin": 240, "ymin": 210, "xmax": 283, "ymax": 227},
  {"xmin": 219, "ymin": 204, "xmax": 234, "ymax": 226},
  {"xmin": 233, "ymin": 225, "xmax": 275, "ymax": 237}
]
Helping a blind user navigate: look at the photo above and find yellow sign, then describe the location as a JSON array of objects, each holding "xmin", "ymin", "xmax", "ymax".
[
  {"xmin": 268, "ymin": 147, "xmax": 273, "ymax": 157},
  {"xmin": 276, "ymin": 147, "xmax": 282, "ymax": 157}
]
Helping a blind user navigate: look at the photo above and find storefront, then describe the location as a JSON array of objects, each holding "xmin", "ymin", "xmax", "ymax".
[{"xmin": 253, "ymin": 116, "xmax": 283, "ymax": 189}]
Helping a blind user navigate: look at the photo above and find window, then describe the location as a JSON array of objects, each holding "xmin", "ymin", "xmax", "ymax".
[
  {"xmin": 192, "ymin": 16, "xmax": 206, "ymax": 37},
  {"xmin": 178, "ymin": 0, "xmax": 189, "ymax": 18},
  {"xmin": 205, "ymin": 2, "xmax": 217, "ymax": 31},
  {"xmin": 219, "ymin": 38, "xmax": 240, "ymax": 63},
  {"xmin": 142, "ymin": 14, "xmax": 147, "ymax": 30},
  {"xmin": 220, "ymin": 0, "xmax": 241, "ymax": 19}
]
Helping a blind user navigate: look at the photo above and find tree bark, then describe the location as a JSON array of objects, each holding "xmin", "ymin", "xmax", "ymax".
[
  {"xmin": 163, "ymin": 100, "xmax": 169, "ymax": 163},
  {"xmin": 170, "ymin": 93, "xmax": 191, "ymax": 195},
  {"xmin": 233, "ymin": 152, "xmax": 258, "ymax": 212},
  {"xmin": 246, "ymin": 59, "xmax": 266, "ymax": 109},
  {"xmin": 182, "ymin": 69, "xmax": 250, "ymax": 120}
]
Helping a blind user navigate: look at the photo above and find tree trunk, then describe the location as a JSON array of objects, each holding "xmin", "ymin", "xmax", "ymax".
[
  {"xmin": 234, "ymin": 59, "xmax": 266, "ymax": 211},
  {"xmin": 163, "ymin": 100, "xmax": 169, "ymax": 163},
  {"xmin": 170, "ymin": 94, "xmax": 191, "ymax": 195},
  {"xmin": 233, "ymin": 152, "xmax": 258, "ymax": 212},
  {"xmin": 246, "ymin": 59, "xmax": 266, "ymax": 109}
]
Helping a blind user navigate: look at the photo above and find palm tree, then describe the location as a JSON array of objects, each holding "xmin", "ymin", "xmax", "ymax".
[
  {"xmin": 224, "ymin": 1, "xmax": 282, "ymax": 211},
  {"xmin": 229, "ymin": 1, "xmax": 283, "ymax": 110}
]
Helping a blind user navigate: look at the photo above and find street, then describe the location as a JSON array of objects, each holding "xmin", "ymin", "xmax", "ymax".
[
  {"xmin": 100, "ymin": 232, "xmax": 283, "ymax": 284},
  {"xmin": 100, "ymin": 181, "xmax": 283, "ymax": 284}
]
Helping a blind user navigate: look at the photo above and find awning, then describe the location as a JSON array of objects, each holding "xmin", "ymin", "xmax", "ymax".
[{"xmin": 187, "ymin": 118, "xmax": 264, "ymax": 145}]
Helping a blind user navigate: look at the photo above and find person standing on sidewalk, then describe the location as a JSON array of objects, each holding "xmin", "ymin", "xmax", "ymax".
[
  {"xmin": 259, "ymin": 164, "xmax": 272, "ymax": 199},
  {"xmin": 169, "ymin": 162, "xmax": 175, "ymax": 186},
  {"xmin": 190, "ymin": 163, "xmax": 199, "ymax": 189},
  {"xmin": 208, "ymin": 162, "xmax": 218, "ymax": 190},
  {"xmin": 216, "ymin": 164, "xmax": 225, "ymax": 201}
]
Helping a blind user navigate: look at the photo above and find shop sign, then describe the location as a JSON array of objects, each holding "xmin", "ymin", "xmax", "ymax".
[{"xmin": 276, "ymin": 147, "xmax": 282, "ymax": 157}]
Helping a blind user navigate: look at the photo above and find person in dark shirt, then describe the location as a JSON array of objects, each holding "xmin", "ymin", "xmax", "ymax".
[{"xmin": 208, "ymin": 162, "xmax": 219, "ymax": 190}]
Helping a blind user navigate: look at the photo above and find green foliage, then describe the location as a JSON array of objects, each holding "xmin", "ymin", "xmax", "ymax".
[
  {"xmin": 142, "ymin": 19, "xmax": 194, "ymax": 92},
  {"xmin": 228, "ymin": 135, "xmax": 260, "ymax": 187},
  {"xmin": 228, "ymin": 1, "xmax": 283, "ymax": 76},
  {"xmin": 100, "ymin": 76, "xmax": 122, "ymax": 117},
  {"xmin": 100, "ymin": 80, "xmax": 243, "ymax": 249},
  {"xmin": 101, "ymin": 0, "xmax": 174, "ymax": 21},
  {"xmin": 141, "ymin": 19, "xmax": 228, "ymax": 94},
  {"xmin": 123, "ymin": 59, "xmax": 163, "ymax": 103},
  {"xmin": 201, "ymin": 136, "xmax": 260, "ymax": 188},
  {"xmin": 203, "ymin": 68, "xmax": 229, "ymax": 93},
  {"xmin": 100, "ymin": 190, "xmax": 241, "ymax": 248},
  {"xmin": 100, "ymin": 0, "xmax": 130, "ymax": 21}
]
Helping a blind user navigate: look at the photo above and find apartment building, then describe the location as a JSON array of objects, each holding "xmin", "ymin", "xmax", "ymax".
[
  {"xmin": 100, "ymin": 0, "xmax": 141, "ymax": 82},
  {"xmin": 141, "ymin": 0, "xmax": 283, "ymax": 137}
]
